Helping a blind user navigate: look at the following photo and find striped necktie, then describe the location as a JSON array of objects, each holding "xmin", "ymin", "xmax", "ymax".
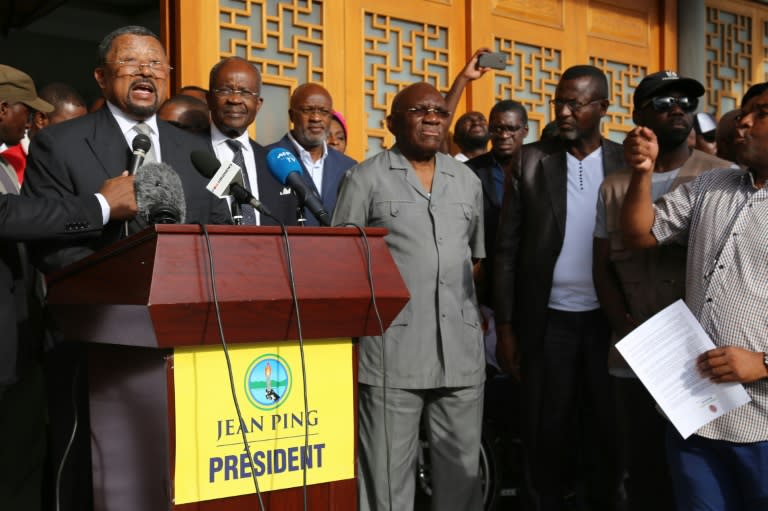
[{"xmin": 225, "ymin": 139, "xmax": 257, "ymax": 225}]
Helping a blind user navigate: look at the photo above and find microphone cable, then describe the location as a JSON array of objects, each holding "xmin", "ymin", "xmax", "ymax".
[
  {"xmin": 256, "ymin": 212, "xmax": 312, "ymax": 511},
  {"xmin": 199, "ymin": 223, "xmax": 266, "ymax": 511},
  {"xmin": 55, "ymin": 360, "xmax": 81, "ymax": 511},
  {"xmin": 276, "ymin": 221, "xmax": 311, "ymax": 511},
  {"xmin": 338, "ymin": 223, "xmax": 389, "ymax": 511}
]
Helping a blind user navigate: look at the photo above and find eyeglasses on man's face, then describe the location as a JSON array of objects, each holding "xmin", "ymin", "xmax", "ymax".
[
  {"xmin": 490, "ymin": 124, "xmax": 525, "ymax": 136},
  {"xmin": 400, "ymin": 106, "xmax": 452, "ymax": 119},
  {"xmin": 104, "ymin": 59, "xmax": 173, "ymax": 78},
  {"xmin": 550, "ymin": 98, "xmax": 605, "ymax": 114},
  {"xmin": 293, "ymin": 106, "xmax": 333, "ymax": 118},
  {"xmin": 212, "ymin": 87, "xmax": 260, "ymax": 99}
]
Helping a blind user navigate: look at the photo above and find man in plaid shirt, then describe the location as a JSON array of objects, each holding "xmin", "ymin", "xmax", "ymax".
[{"xmin": 621, "ymin": 82, "xmax": 768, "ymax": 511}]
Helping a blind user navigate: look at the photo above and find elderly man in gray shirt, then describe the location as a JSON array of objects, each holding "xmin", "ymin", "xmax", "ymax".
[{"xmin": 332, "ymin": 82, "xmax": 485, "ymax": 511}]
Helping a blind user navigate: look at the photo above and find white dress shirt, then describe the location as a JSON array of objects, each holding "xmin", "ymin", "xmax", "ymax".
[
  {"xmin": 106, "ymin": 101, "xmax": 162, "ymax": 162},
  {"xmin": 287, "ymin": 131, "xmax": 327, "ymax": 194},
  {"xmin": 210, "ymin": 124, "xmax": 261, "ymax": 225}
]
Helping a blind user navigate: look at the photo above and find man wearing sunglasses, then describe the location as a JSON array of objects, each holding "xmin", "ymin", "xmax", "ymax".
[
  {"xmin": 594, "ymin": 70, "xmax": 732, "ymax": 511},
  {"xmin": 494, "ymin": 65, "xmax": 624, "ymax": 511},
  {"xmin": 621, "ymin": 81, "xmax": 768, "ymax": 511}
]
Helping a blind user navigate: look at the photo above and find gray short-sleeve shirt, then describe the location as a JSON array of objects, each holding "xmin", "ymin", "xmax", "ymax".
[{"xmin": 332, "ymin": 146, "xmax": 486, "ymax": 389}]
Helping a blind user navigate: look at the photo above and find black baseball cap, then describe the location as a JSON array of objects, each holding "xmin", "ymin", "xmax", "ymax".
[{"xmin": 633, "ymin": 71, "xmax": 705, "ymax": 109}]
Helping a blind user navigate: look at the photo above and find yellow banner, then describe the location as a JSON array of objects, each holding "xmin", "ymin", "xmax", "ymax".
[{"xmin": 173, "ymin": 339, "xmax": 354, "ymax": 504}]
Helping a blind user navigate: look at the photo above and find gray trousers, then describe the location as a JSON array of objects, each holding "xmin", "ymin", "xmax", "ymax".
[{"xmin": 357, "ymin": 383, "xmax": 484, "ymax": 511}]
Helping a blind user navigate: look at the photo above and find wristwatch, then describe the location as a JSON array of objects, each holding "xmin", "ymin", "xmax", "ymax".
[{"xmin": 764, "ymin": 352, "xmax": 768, "ymax": 370}]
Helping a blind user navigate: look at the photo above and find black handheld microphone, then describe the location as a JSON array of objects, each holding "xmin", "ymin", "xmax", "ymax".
[
  {"xmin": 128, "ymin": 134, "xmax": 152, "ymax": 175},
  {"xmin": 190, "ymin": 150, "xmax": 273, "ymax": 218},
  {"xmin": 134, "ymin": 162, "xmax": 186, "ymax": 225},
  {"xmin": 265, "ymin": 148, "xmax": 330, "ymax": 226}
]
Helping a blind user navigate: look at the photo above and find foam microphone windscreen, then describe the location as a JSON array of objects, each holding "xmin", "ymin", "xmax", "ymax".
[{"xmin": 134, "ymin": 161, "xmax": 186, "ymax": 225}]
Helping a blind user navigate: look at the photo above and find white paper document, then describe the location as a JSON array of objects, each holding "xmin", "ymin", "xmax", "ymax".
[{"xmin": 616, "ymin": 299, "xmax": 751, "ymax": 438}]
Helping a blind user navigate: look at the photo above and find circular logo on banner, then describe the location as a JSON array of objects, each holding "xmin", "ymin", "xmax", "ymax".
[{"xmin": 244, "ymin": 354, "xmax": 292, "ymax": 410}]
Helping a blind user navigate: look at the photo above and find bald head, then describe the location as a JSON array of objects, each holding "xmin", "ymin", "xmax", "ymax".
[
  {"xmin": 289, "ymin": 83, "xmax": 333, "ymax": 151},
  {"xmin": 29, "ymin": 82, "xmax": 87, "ymax": 138},
  {"xmin": 159, "ymin": 94, "xmax": 210, "ymax": 134},
  {"xmin": 716, "ymin": 109, "xmax": 741, "ymax": 163},
  {"xmin": 387, "ymin": 82, "xmax": 448, "ymax": 161},
  {"xmin": 290, "ymin": 83, "xmax": 331, "ymax": 110},
  {"xmin": 207, "ymin": 57, "xmax": 263, "ymax": 137}
]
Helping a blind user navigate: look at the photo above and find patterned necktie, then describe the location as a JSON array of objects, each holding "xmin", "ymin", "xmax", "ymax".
[
  {"xmin": 225, "ymin": 139, "xmax": 257, "ymax": 225},
  {"xmin": 133, "ymin": 122, "xmax": 157, "ymax": 162}
]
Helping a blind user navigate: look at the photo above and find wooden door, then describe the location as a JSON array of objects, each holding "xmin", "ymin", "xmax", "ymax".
[
  {"xmin": 468, "ymin": 0, "xmax": 676, "ymax": 142},
  {"xmin": 164, "ymin": 0, "xmax": 678, "ymax": 155}
]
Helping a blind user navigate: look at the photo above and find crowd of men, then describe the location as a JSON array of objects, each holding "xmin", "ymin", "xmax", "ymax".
[{"xmin": 0, "ymin": 23, "xmax": 766, "ymax": 511}]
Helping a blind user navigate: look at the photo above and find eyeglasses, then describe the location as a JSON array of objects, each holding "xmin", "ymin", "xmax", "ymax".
[
  {"xmin": 550, "ymin": 98, "xmax": 605, "ymax": 113},
  {"xmin": 213, "ymin": 87, "xmax": 260, "ymax": 99},
  {"xmin": 490, "ymin": 124, "xmax": 525, "ymax": 136},
  {"xmin": 294, "ymin": 106, "xmax": 333, "ymax": 118},
  {"xmin": 643, "ymin": 96, "xmax": 698, "ymax": 113},
  {"xmin": 104, "ymin": 59, "xmax": 173, "ymax": 78},
  {"xmin": 400, "ymin": 106, "xmax": 452, "ymax": 119}
]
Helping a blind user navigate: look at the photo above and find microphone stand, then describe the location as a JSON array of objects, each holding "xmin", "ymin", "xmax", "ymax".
[
  {"xmin": 231, "ymin": 200, "xmax": 243, "ymax": 226},
  {"xmin": 295, "ymin": 203, "xmax": 307, "ymax": 226}
]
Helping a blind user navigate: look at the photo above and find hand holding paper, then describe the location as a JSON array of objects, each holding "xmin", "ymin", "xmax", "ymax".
[
  {"xmin": 616, "ymin": 299, "xmax": 751, "ymax": 439},
  {"xmin": 698, "ymin": 346, "xmax": 768, "ymax": 384}
]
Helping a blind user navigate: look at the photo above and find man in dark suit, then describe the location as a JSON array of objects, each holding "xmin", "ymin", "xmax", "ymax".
[
  {"xmin": 494, "ymin": 65, "xmax": 623, "ymax": 511},
  {"xmin": 206, "ymin": 56, "xmax": 298, "ymax": 225},
  {"xmin": 0, "ymin": 64, "xmax": 137, "ymax": 511},
  {"xmin": 23, "ymin": 25, "xmax": 230, "ymax": 272},
  {"xmin": 20, "ymin": 26, "xmax": 229, "ymax": 511},
  {"xmin": 266, "ymin": 83, "xmax": 356, "ymax": 225},
  {"xmin": 465, "ymin": 99, "xmax": 528, "ymax": 307}
]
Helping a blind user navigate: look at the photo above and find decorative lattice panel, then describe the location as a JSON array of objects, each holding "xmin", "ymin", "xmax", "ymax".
[
  {"xmin": 218, "ymin": 0, "xmax": 326, "ymax": 143},
  {"xmin": 493, "ymin": 38, "xmax": 561, "ymax": 143},
  {"xmin": 706, "ymin": 6, "xmax": 752, "ymax": 114},
  {"xmin": 764, "ymin": 19, "xmax": 768, "ymax": 85},
  {"xmin": 363, "ymin": 12, "xmax": 450, "ymax": 157},
  {"xmin": 591, "ymin": 57, "xmax": 647, "ymax": 142}
]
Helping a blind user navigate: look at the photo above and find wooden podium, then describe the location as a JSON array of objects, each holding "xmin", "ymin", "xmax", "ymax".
[{"xmin": 45, "ymin": 225, "xmax": 409, "ymax": 511}]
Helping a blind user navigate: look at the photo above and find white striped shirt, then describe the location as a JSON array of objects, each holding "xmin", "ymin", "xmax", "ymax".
[{"xmin": 652, "ymin": 167, "xmax": 768, "ymax": 442}]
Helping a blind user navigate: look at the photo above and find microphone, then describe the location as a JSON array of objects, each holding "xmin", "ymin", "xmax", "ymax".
[
  {"xmin": 190, "ymin": 150, "xmax": 273, "ymax": 218},
  {"xmin": 265, "ymin": 148, "xmax": 330, "ymax": 226},
  {"xmin": 129, "ymin": 134, "xmax": 152, "ymax": 175},
  {"xmin": 134, "ymin": 162, "xmax": 186, "ymax": 226}
]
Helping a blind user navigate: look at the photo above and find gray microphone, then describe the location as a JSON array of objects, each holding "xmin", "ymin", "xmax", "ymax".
[
  {"xmin": 133, "ymin": 162, "xmax": 186, "ymax": 229},
  {"xmin": 128, "ymin": 134, "xmax": 152, "ymax": 175}
]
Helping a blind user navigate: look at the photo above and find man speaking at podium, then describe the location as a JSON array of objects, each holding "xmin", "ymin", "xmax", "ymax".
[
  {"xmin": 0, "ymin": 64, "xmax": 138, "ymax": 510},
  {"xmin": 20, "ymin": 26, "xmax": 230, "ymax": 511},
  {"xmin": 333, "ymin": 82, "xmax": 485, "ymax": 511},
  {"xmin": 22, "ymin": 25, "xmax": 230, "ymax": 273}
]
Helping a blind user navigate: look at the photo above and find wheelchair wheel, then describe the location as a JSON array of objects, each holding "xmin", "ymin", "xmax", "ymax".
[{"xmin": 415, "ymin": 430, "xmax": 500, "ymax": 510}]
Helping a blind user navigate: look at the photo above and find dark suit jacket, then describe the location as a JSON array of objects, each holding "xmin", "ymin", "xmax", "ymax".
[
  {"xmin": 22, "ymin": 106, "xmax": 231, "ymax": 272},
  {"xmin": 494, "ymin": 138, "xmax": 624, "ymax": 351},
  {"xmin": 464, "ymin": 152, "xmax": 504, "ymax": 306},
  {"xmin": 0, "ymin": 188, "xmax": 103, "ymax": 385},
  {"xmin": 265, "ymin": 134, "xmax": 356, "ymax": 226}
]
